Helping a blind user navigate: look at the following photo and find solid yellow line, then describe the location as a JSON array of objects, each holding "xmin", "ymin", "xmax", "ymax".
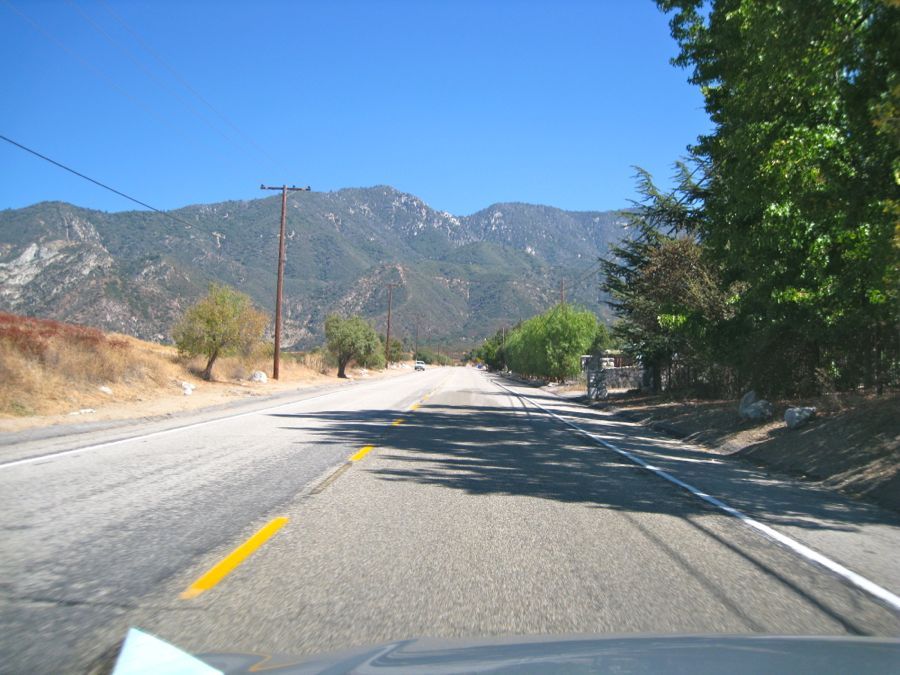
[
  {"xmin": 392, "ymin": 418, "xmax": 405, "ymax": 426},
  {"xmin": 180, "ymin": 517, "xmax": 288, "ymax": 599},
  {"xmin": 350, "ymin": 445, "xmax": 375, "ymax": 462},
  {"xmin": 408, "ymin": 403, "xmax": 420, "ymax": 411}
]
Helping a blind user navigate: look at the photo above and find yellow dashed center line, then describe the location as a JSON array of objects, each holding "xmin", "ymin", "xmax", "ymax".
[
  {"xmin": 350, "ymin": 445, "xmax": 375, "ymax": 462},
  {"xmin": 182, "ymin": 383, "xmax": 445, "ymax": 599},
  {"xmin": 180, "ymin": 517, "xmax": 288, "ymax": 599}
]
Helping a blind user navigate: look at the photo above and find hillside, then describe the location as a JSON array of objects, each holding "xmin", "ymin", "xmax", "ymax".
[
  {"xmin": 0, "ymin": 311, "xmax": 390, "ymax": 428},
  {"xmin": 0, "ymin": 186, "xmax": 626, "ymax": 349}
]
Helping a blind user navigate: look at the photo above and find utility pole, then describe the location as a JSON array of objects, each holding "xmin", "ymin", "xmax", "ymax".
[
  {"xmin": 501, "ymin": 326, "xmax": 507, "ymax": 371},
  {"xmin": 560, "ymin": 279, "xmax": 565, "ymax": 305},
  {"xmin": 385, "ymin": 283, "xmax": 397, "ymax": 366},
  {"xmin": 260, "ymin": 184, "xmax": 310, "ymax": 379},
  {"xmin": 414, "ymin": 320, "xmax": 419, "ymax": 362}
]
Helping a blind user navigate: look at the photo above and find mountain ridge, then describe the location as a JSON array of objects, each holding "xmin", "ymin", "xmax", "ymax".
[{"xmin": 0, "ymin": 186, "xmax": 627, "ymax": 350}]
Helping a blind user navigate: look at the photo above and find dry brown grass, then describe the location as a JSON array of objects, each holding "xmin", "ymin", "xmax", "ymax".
[
  {"xmin": 0, "ymin": 313, "xmax": 173, "ymax": 416},
  {"xmin": 0, "ymin": 312, "xmax": 332, "ymax": 418}
]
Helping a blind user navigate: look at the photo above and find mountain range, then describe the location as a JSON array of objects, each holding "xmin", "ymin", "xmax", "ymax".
[{"xmin": 0, "ymin": 186, "xmax": 627, "ymax": 351}]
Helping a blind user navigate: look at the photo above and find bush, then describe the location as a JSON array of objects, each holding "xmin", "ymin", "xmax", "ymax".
[
  {"xmin": 324, "ymin": 314, "xmax": 381, "ymax": 378},
  {"xmin": 490, "ymin": 304, "xmax": 599, "ymax": 381},
  {"xmin": 172, "ymin": 284, "xmax": 268, "ymax": 380}
]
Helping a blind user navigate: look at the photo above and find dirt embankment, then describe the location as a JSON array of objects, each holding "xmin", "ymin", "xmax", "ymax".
[{"xmin": 599, "ymin": 391, "xmax": 900, "ymax": 514}]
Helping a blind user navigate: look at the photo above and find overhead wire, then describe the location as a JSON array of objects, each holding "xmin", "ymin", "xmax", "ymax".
[
  {"xmin": 2, "ymin": 0, "xmax": 250, "ymax": 172},
  {"xmin": 567, "ymin": 258, "xmax": 603, "ymax": 287},
  {"xmin": 96, "ymin": 0, "xmax": 289, "ymax": 174},
  {"xmin": 1, "ymin": 134, "xmax": 196, "ymax": 229},
  {"xmin": 63, "ymin": 0, "xmax": 250, "ymax": 156}
]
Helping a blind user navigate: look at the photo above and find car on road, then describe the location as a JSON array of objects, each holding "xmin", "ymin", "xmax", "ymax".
[{"xmin": 414, "ymin": 360, "xmax": 426, "ymax": 371}]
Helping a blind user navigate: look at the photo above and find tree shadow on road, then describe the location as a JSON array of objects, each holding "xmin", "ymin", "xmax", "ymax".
[{"xmin": 267, "ymin": 394, "xmax": 900, "ymax": 534}]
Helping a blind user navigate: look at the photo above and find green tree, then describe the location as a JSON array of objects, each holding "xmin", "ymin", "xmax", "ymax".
[
  {"xmin": 589, "ymin": 321, "xmax": 614, "ymax": 354},
  {"xmin": 382, "ymin": 336, "xmax": 407, "ymax": 364},
  {"xmin": 656, "ymin": 0, "xmax": 900, "ymax": 393},
  {"xmin": 502, "ymin": 304, "xmax": 599, "ymax": 381},
  {"xmin": 324, "ymin": 314, "xmax": 381, "ymax": 378},
  {"xmin": 417, "ymin": 346, "xmax": 452, "ymax": 366},
  {"xmin": 542, "ymin": 304, "xmax": 599, "ymax": 381},
  {"xmin": 356, "ymin": 344, "xmax": 386, "ymax": 370},
  {"xmin": 601, "ymin": 168, "xmax": 730, "ymax": 393},
  {"xmin": 172, "ymin": 284, "xmax": 268, "ymax": 381},
  {"xmin": 473, "ymin": 328, "xmax": 506, "ymax": 370}
]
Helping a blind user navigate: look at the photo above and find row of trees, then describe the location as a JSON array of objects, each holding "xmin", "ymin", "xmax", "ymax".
[
  {"xmin": 172, "ymin": 285, "xmax": 445, "ymax": 380},
  {"xmin": 601, "ymin": 0, "xmax": 899, "ymax": 396},
  {"xmin": 474, "ymin": 304, "xmax": 610, "ymax": 381}
]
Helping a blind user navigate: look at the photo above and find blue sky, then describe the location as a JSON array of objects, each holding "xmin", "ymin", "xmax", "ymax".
[{"xmin": 0, "ymin": 0, "xmax": 709, "ymax": 216}]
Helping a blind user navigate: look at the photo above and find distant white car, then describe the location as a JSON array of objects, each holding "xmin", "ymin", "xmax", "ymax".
[{"xmin": 414, "ymin": 361, "xmax": 426, "ymax": 371}]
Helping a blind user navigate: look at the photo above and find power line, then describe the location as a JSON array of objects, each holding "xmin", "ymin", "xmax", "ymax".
[
  {"xmin": 97, "ymin": 0, "xmax": 287, "ymax": 173},
  {"xmin": 565, "ymin": 259, "xmax": 603, "ymax": 294},
  {"xmin": 2, "ymin": 0, "xmax": 244, "ymax": 171},
  {"xmin": 1, "ymin": 133, "xmax": 195, "ymax": 229},
  {"xmin": 63, "ymin": 0, "xmax": 247, "ymax": 156}
]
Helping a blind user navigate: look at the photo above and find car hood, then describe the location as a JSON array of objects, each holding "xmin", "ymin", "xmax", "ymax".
[{"xmin": 196, "ymin": 634, "xmax": 900, "ymax": 674}]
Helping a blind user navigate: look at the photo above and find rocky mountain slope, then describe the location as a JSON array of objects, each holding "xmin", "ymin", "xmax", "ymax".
[{"xmin": 0, "ymin": 186, "xmax": 626, "ymax": 349}]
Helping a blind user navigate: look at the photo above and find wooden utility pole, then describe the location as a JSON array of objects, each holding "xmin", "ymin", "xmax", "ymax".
[
  {"xmin": 385, "ymin": 283, "xmax": 397, "ymax": 366},
  {"xmin": 414, "ymin": 320, "xmax": 419, "ymax": 362},
  {"xmin": 260, "ymin": 184, "xmax": 310, "ymax": 379}
]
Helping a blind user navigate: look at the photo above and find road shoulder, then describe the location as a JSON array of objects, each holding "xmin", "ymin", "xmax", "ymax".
[{"xmin": 493, "ymin": 375, "xmax": 900, "ymax": 611}]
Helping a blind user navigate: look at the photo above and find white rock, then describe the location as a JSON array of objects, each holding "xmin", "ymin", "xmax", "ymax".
[
  {"xmin": 785, "ymin": 406, "xmax": 816, "ymax": 429},
  {"xmin": 181, "ymin": 381, "xmax": 196, "ymax": 396},
  {"xmin": 98, "ymin": 385, "xmax": 113, "ymax": 395},
  {"xmin": 738, "ymin": 390, "xmax": 757, "ymax": 416},
  {"xmin": 738, "ymin": 390, "xmax": 773, "ymax": 421},
  {"xmin": 742, "ymin": 400, "xmax": 774, "ymax": 422},
  {"xmin": 250, "ymin": 370, "xmax": 268, "ymax": 383}
]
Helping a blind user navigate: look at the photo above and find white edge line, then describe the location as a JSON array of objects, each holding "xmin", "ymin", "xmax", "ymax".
[
  {"xmin": 493, "ymin": 378, "xmax": 900, "ymax": 613},
  {"xmin": 0, "ymin": 388, "xmax": 347, "ymax": 470},
  {"xmin": 2, "ymin": 369, "xmax": 447, "ymax": 471}
]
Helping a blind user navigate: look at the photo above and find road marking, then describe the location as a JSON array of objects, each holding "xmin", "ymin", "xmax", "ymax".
[
  {"xmin": 180, "ymin": 517, "xmax": 288, "ymax": 599},
  {"xmin": 350, "ymin": 445, "xmax": 375, "ymax": 462},
  {"xmin": 391, "ymin": 418, "xmax": 405, "ymax": 426},
  {"xmin": 0, "ymin": 387, "xmax": 354, "ymax": 471},
  {"xmin": 408, "ymin": 402, "xmax": 420, "ymax": 411},
  {"xmin": 494, "ymin": 379, "xmax": 900, "ymax": 613}
]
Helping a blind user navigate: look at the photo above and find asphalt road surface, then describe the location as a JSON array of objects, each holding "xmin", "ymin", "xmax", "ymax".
[{"xmin": 1, "ymin": 367, "xmax": 898, "ymax": 673}]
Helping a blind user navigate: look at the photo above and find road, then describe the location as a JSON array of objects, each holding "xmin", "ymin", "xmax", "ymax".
[{"xmin": 1, "ymin": 367, "xmax": 898, "ymax": 672}]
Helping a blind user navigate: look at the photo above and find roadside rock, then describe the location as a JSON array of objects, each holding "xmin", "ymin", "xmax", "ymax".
[
  {"xmin": 739, "ymin": 391, "xmax": 773, "ymax": 421},
  {"xmin": 181, "ymin": 381, "xmax": 196, "ymax": 396},
  {"xmin": 785, "ymin": 406, "xmax": 816, "ymax": 429},
  {"xmin": 250, "ymin": 370, "xmax": 268, "ymax": 383},
  {"xmin": 98, "ymin": 385, "xmax": 113, "ymax": 395},
  {"xmin": 738, "ymin": 390, "xmax": 757, "ymax": 416},
  {"xmin": 742, "ymin": 400, "xmax": 774, "ymax": 422}
]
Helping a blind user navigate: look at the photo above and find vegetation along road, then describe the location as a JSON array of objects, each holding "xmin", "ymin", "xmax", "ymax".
[{"xmin": 1, "ymin": 367, "xmax": 899, "ymax": 672}]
